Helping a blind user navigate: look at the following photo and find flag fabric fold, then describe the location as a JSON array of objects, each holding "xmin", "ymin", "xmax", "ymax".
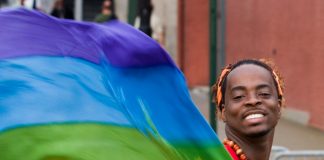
[{"xmin": 0, "ymin": 8, "xmax": 231, "ymax": 160}]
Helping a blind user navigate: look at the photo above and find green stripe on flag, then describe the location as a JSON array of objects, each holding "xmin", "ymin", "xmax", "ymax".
[{"xmin": 0, "ymin": 123, "xmax": 182, "ymax": 160}]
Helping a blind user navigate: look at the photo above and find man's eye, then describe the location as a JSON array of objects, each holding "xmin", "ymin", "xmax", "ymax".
[
  {"xmin": 259, "ymin": 93, "xmax": 271, "ymax": 97},
  {"xmin": 233, "ymin": 95, "xmax": 244, "ymax": 100}
]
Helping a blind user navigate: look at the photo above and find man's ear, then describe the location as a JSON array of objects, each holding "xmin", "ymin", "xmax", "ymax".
[{"xmin": 221, "ymin": 105, "xmax": 227, "ymax": 122}]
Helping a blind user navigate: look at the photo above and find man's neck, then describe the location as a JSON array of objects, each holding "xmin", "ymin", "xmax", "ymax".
[{"xmin": 225, "ymin": 126, "xmax": 275, "ymax": 160}]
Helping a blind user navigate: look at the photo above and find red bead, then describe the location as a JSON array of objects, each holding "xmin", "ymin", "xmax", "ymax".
[
  {"xmin": 240, "ymin": 154, "xmax": 247, "ymax": 160},
  {"xmin": 233, "ymin": 144, "xmax": 240, "ymax": 150},
  {"xmin": 223, "ymin": 139, "xmax": 229, "ymax": 145},
  {"xmin": 236, "ymin": 149, "xmax": 243, "ymax": 155},
  {"xmin": 228, "ymin": 141, "xmax": 234, "ymax": 147}
]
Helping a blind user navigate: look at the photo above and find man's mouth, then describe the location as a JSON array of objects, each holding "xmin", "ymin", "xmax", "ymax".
[{"xmin": 245, "ymin": 113, "xmax": 264, "ymax": 120}]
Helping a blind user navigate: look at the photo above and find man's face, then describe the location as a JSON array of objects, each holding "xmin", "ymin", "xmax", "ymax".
[{"xmin": 221, "ymin": 64, "xmax": 281, "ymax": 137}]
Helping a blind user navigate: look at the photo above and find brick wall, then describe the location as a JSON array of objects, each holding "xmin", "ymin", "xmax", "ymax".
[
  {"xmin": 226, "ymin": 0, "xmax": 324, "ymax": 130},
  {"xmin": 178, "ymin": 0, "xmax": 210, "ymax": 87}
]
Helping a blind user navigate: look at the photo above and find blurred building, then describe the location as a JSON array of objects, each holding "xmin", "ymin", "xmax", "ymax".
[
  {"xmin": 224, "ymin": 1, "xmax": 324, "ymax": 131},
  {"xmin": 177, "ymin": 0, "xmax": 324, "ymax": 132}
]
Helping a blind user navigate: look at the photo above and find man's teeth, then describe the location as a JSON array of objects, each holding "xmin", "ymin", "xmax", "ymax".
[{"xmin": 245, "ymin": 114, "xmax": 264, "ymax": 120}]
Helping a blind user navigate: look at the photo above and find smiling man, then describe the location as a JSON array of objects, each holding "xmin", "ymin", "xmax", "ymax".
[{"xmin": 212, "ymin": 59, "xmax": 284, "ymax": 160}]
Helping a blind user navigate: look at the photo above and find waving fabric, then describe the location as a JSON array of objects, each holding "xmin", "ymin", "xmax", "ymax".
[{"xmin": 0, "ymin": 8, "xmax": 231, "ymax": 160}]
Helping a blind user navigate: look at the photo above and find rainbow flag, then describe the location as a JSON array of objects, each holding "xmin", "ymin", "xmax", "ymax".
[{"xmin": 0, "ymin": 8, "xmax": 231, "ymax": 160}]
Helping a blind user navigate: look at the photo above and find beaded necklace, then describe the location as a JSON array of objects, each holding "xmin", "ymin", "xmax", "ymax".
[{"xmin": 223, "ymin": 138, "xmax": 247, "ymax": 160}]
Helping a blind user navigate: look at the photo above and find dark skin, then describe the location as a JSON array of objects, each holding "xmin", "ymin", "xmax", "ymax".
[{"xmin": 221, "ymin": 64, "xmax": 282, "ymax": 160}]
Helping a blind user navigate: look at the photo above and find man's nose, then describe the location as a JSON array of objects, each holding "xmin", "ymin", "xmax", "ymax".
[{"xmin": 244, "ymin": 94, "xmax": 261, "ymax": 106}]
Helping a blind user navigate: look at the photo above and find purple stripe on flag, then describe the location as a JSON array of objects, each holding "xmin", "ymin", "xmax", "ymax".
[{"xmin": 0, "ymin": 8, "xmax": 174, "ymax": 67}]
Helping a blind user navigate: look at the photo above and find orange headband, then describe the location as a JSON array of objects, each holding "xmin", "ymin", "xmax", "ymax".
[
  {"xmin": 272, "ymin": 70, "xmax": 283, "ymax": 96},
  {"xmin": 216, "ymin": 68, "xmax": 231, "ymax": 107}
]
